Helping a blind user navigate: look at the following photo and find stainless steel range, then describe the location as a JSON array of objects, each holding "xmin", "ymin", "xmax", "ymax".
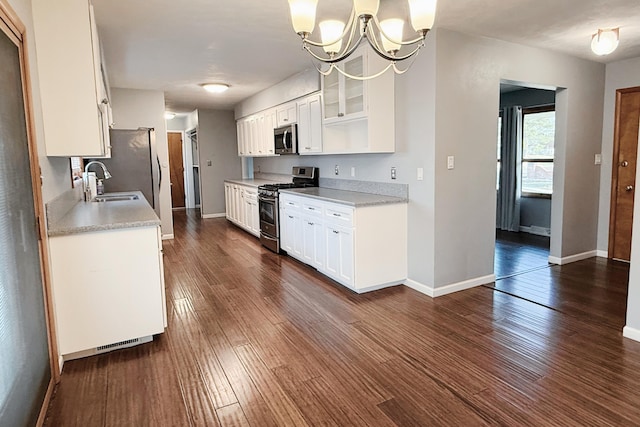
[{"xmin": 258, "ymin": 166, "xmax": 319, "ymax": 253}]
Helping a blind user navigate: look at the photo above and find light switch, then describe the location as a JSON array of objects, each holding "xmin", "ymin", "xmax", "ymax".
[
  {"xmin": 417, "ymin": 167, "xmax": 424, "ymax": 181},
  {"xmin": 595, "ymin": 154, "xmax": 602, "ymax": 165},
  {"xmin": 207, "ymin": 160, "xmax": 212, "ymax": 166},
  {"xmin": 447, "ymin": 156, "xmax": 455, "ymax": 170}
]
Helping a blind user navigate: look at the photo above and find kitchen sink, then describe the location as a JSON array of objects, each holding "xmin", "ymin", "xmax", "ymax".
[{"xmin": 94, "ymin": 194, "xmax": 139, "ymax": 202}]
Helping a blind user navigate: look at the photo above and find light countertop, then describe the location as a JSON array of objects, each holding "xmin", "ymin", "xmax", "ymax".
[
  {"xmin": 224, "ymin": 178, "xmax": 290, "ymax": 188},
  {"xmin": 279, "ymin": 187, "xmax": 408, "ymax": 207},
  {"xmin": 47, "ymin": 191, "xmax": 160, "ymax": 237}
]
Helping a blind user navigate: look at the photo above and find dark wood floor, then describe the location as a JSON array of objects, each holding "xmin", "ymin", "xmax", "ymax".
[
  {"xmin": 495, "ymin": 229, "xmax": 550, "ymax": 279},
  {"xmin": 44, "ymin": 211, "xmax": 640, "ymax": 426}
]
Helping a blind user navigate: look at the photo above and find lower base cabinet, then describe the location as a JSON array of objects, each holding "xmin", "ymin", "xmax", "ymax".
[
  {"xmin": 49, "ymin": 226, "xmax": 166, "ymax": 357},
  {"xmin": 280, "ymin": 193, "xmax": 407, "ymax": 292},
  {"xmin": 224, "ymin": 182, "xmax": 259, "ymax": 237}
]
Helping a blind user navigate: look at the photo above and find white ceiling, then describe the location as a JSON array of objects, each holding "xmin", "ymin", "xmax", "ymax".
[{"xmin": 91, "ymin": 0, "xmax": 640, "ymax": 114}]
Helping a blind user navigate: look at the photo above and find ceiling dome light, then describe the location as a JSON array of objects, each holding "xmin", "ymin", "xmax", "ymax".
[
  {"xmin": 164, "ymin": 112, "xmax": 176, "ymax": 120},
  {"xmin": 591, "ymin": 28, "xmax": 619, "ymax": 56},
  {"xmin": 202, "ymin": 83, "xmax": 230, "ymax": 93}
]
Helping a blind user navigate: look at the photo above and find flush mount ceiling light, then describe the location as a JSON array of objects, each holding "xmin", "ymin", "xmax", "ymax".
[
  {"xmin": 288, "ymin": 0, "xmax": 437, "ymax": 80},
  {"xmin": 202, "ymin": 83, "xmax": 230, "ymax": 93},
  {"xmin": 591, "ymin": 28, "xmax": 619, "ymax": 56},
  {"xmin": 164, "ymin": 112, "xmax": 176, "ymax": 120}
]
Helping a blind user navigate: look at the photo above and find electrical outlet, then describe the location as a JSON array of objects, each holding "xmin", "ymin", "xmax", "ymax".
[
  {"xmin": 391, "ymin": 167, "xmax": 397, "ymax": 180},
  {"xmin": 335, "ymin": 165, "xmax": 339, "ymax": 175},
  {"xmin": 447, "ymin": 156, "xmax": 454, "ymax": 170},
  {"xmin": 595, "ymin": 154, "xmax": 602, "ymax": 165},
  {"xmin": 351, "ymin": 166, "xmax": 356, "ymax": 177},
  {"xmin": 417, "ymin": 167, "xmax": 424, "ymax": 181}
]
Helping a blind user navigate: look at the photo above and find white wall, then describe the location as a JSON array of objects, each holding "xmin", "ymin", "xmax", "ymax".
[
  {"xmin": 253, "ymin": 29, "xmax": 605, "ymax": 291},
  {"xmin": 196, "ymin": 109, "xmax": 241, "ymax": 216},
  {"xmin": 9, "ymin": 0, "xmax": 72, "ymax": 205},
  {"xmin": 110, "ymin": 88, "xmax": 174, "ymax": 238},
  {"xmin": 597, "ymin": 56, "xmax": 640, "ymax": 254},
  {"xmin": 626, "ymin": 127, "xmax": 640, "ymax": 341}
]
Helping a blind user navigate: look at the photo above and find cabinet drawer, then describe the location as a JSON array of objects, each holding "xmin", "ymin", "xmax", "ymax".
[
  {"xmin": 302, "ymin": 202, "xmax": 323, "ymax": 217},
  {"xmin": 280, "ymin": 197, "xmax": 302, "ymax": 211},
  {"xmin": 325, "ymin": 206, "xmax": 354, "ymax": 227}
]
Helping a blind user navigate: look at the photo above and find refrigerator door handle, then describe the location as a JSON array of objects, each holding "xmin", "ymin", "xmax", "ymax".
[{"xmin": 157, "ymin": 156, "xmax": 162, "ymax": 188}]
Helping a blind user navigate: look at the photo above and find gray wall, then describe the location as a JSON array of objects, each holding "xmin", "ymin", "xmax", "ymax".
[
  {"xmin": 196, "ymin": 109, "xmax": 242, "ymax": 216},
  {"xmin": 251, "ymin": 28, "xmax": 605, "ymax": 291}
]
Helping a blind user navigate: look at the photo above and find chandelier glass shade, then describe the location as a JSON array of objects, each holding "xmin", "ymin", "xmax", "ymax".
[{"xmin": 288, "ymin": 0, "xmax": 437, "ymax": 79}]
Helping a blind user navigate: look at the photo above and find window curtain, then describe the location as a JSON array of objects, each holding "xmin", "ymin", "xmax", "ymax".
[{"xmin": 496, "ymin": 106, "xmax": 523, "ymax": 231}]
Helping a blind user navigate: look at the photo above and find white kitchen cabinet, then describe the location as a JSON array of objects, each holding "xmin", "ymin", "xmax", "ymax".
[
  {"xmin": 297, "ymin": 93, "xmax": 323, "ymax": 154},
  {"xmin": 236, "ymin": 110, "xmax": 276, "ymax": 157},
  {"xmin": 276, "ymin": 101, "xmax": 297, "ymax": 127},
  {"xmin": 321, "ymin": 46, "xmax": 395, "ymax": 154},
  {"xmin": 324, "ymin": 223, "xmax": 354, "ymax": 288},
  {"xmin": 48, "ymin": 226, "xmax": 165, "ymax": 357},
  {"xmin": 33, "ymin": 0, "xmax": 112, "ymax": 157},
  {"xmin": 224, "ymin": 182, "xmax": 260, "ymax": 237},
  {"xmin": 279, "ymin": 192, "xmax": 407, "ymax": 292}
]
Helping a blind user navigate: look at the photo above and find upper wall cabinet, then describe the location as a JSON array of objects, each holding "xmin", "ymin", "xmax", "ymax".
[
  {"xmin": 33, "ymin": 0, "xmax": 112, "ymax": 157},
  {"xmin": 321, "ymin": 46, "xmax": 395, "ymax": 154},
  {"xmin": 276, "ymin": 101, "xmax": 297, "ymax": 127},
  {"xmin": 237, "ymin": 110, "xmax": 277, "ymax": 157},
  {"xmin": 297, "ymin": 92, "xmax": 323, "ymax": 155}
]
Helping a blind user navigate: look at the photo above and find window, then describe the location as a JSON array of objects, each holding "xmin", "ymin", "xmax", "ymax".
[{"xmin": 521, "ymin": 106, "xmax": 555, "ymax": 196}]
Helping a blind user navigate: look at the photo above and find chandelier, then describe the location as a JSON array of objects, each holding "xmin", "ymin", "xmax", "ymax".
[{"xmin": 288, "ymin": 0, "xmax": 437, "ymax": 80}]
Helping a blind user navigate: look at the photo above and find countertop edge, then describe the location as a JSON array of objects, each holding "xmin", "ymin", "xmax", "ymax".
[
  {"xmin": 48, "ymin": 219, "xmax": 161, "ymax": 237},
  {"xmin": 279, "ymin": 188, "xmax": 409, "ymax": 207}
]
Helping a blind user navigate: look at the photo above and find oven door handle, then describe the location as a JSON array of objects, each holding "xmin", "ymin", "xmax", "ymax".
[{"xmin": 259, "ymin": 195, "xmax": 277, "ymax": 202}]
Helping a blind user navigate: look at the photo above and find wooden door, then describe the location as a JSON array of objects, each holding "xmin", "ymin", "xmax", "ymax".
[
  {"xmin": 167, "ymin": 132, "xmax": 185, "ymax": 208},
  {"xmin": 609, "ymin": 87, "xmax": 640, "ymax": 261}
]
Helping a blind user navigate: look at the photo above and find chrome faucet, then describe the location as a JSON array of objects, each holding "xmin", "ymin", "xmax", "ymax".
[
  {"xmin": 83, "ymin": 161, "xmax": 112, "ymax": 201},
  {"xmin": 84, "ymin": 161, "xmax": 112, "ymax": 179}
]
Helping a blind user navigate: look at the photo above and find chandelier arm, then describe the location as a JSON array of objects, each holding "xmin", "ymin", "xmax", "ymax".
[
  {"xmin": 303, "ymin": 33, "xmax": 365, "ymax": 64},
  {"xmin": 364, "ymin": 37, "xmax": 424, "ymax": 62},
  {"xmin": 370, "ymin": 15, "xmax": 428, "ymax": 46},
  {"xmin": 391, "ymin": 48, "xmax": 421, "ymax": 74},
  {"xmin": 332, "ymin": 62, "xmax": 394, "ymax": 81}
]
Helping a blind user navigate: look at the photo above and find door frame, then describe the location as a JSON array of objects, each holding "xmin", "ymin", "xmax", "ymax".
[
  {"xmin": 1, "ymin": 0, "xmax": 60, "ymax": 423},
  {"xmin": 167, "ymin": 130, "xmax": 187, "ymax": 209},
  {"xmin": 608, "ymin": 86, "xmax": 640, "ymax": 259}
]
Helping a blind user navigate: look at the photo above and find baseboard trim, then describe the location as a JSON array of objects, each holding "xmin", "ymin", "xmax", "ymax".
[
  {"xmin": 404, "ymin": 274, "xmax": 495, "ymax": 298},
  {"xmin": 36, "ymin": 378, "xmax": 55, "ymax": 427},
  {"xmin": 162, "ymin": 233, "xmax": 174, "ymax": 240},
  {"xmin": 548, "ymin": 250, "xmax": 597, "ymax": 265},
  {"xmin": 201, "ymin": 213, "xmax": 226, "ymax": 219},
  {"xmin": 356, "ymin": 280, "xmax": 404, "ymax": 294},
  {"xmin": 596, "ymin": 250, "xmax": 609, "ymax": 258},
  {"xmin": 433, "ymin": 274, "xmax": 496, "ymax": 297},
  {"xmin": 623, "ymin": 326, "xmax": 640, "ymax": 343},
  {"xmin": 519, "ymin": 225, "xmax": 551, "ymax": 237},
  {"xmin": 404, "ymin": 278, "xmax": 435, "ymax": 297}
]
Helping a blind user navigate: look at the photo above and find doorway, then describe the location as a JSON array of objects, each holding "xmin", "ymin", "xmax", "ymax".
[
  {"xmin": 608, "ymin": 87, "xmax": 640, "ymax": 262},
  {"xmin": 495, "ymin": 84, "xmax": 556, "ymax": 279},
  {"xmin": 168, "ymin": 131, "xmax": 185, "ymax": 209}
]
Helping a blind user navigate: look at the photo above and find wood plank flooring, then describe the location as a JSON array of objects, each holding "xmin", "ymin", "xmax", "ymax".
[
  {"xmin": 495, "ymin": 230, "xmax": 550, "ymax": 279},
  {"xmin": 44, "ymin": 210, "xmax": 640, "ymax": 426}
]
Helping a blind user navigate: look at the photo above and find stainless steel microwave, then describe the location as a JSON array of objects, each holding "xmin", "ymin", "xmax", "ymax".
[{"xmin": 274, "ymin": 124, "xmax": 297, "ymax": 155}]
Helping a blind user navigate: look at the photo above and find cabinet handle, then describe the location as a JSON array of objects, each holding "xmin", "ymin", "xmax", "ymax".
[
  {"xmin": 288, "ymin": 215, "xmax": 294, "ymax": 219},
  {"xmin": 333, "ymin": 230, "xmax": 339, "ymax": 234},
  {"xmin": 305, "ymin": 147, "xmax": 311, "ymax": 150},
  {"xmin": 308, "ymin": 207, "xmax": 315, "ymax": 211},
  {"xmin": 283, "ymin": 118, "xmax": 288, "ymax": 122},
  {"xmin": 308, "ymin": 222, "xmax": 314, "ymax": 225},
  {"xmin": 333, "ymin": 213, "xmax": 341, "ymax": 217},
  {"xmin": 338, "ymin": 113, "xmax": 344, "ymax": 117}
]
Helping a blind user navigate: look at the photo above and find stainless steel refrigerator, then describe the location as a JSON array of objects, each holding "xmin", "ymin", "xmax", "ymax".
[{"xmin": 87, "ymin": 128, "xmax": 161, "ymax": 216}]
